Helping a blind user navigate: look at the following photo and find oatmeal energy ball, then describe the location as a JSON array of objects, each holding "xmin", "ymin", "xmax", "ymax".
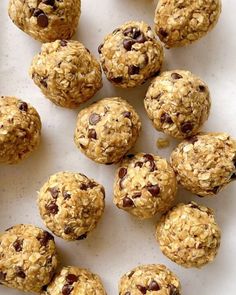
[
  {"xmin": 0, "ymin": 96, "xmax": 41, "ymax": 164},
  {"xmin": 8, "ymin": 0, "xmax": 81, "ymax": 42},
  {"xmin": 144, "ymin": 70, "xmax": 211, "ymax": 139},
  {"xmin": 119, "ymin": 264, "xmax": 181, "ymax": 295},
  {"xmin": 0, "ymin": 224, "xmax": 58, "ymax": 293},
  {"xmin": 74, "ymin": 97, "xmax": 141, "ymax": 164},
  {"xmin": 38, "ymin": 172, "xmax": 105, "ymax": 241},
  {"xmin": 156, "ymin": 202, "xmax": 221, "ymax": 268},
  {"xmin": 30, "ymin": 40, "xmax": 102, "ymax": 108},
  {"xmin": 154, "ymin": 0, "xmax": 222, "ymax": 48},
  {"xmin": 113, "ymin": 153, "xmax": 177, "ymax": 219},
  {"xmin": 99, "ymin": 21, "xmax": 163, "ymax": 88},
  {"xmin": 42, "ymin": 266, "xmax": 106, "ymax": 295},
  {"xmin": 171, "ymin": 133, "xmax": 236, "ymax": 197}
]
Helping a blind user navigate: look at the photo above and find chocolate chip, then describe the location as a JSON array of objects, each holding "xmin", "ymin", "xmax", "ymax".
[
  {"xmin": 33, "ymin": 8, "xmax": 43, "ymax": 17},
  {"xmin": 128, "ymin": 65, "xmax": 140, "ymax": 75},
  {"xmin": 123, "ymin": 196, "xmax": 134, "ymax": 207},
  {"xmin": 143, "ymin": 154, "xmax": 154, "ymax": 162},
  {"xmin": 45, "ymin": 201, "xmax": 59, "ymax": 214},
  {"xmin": 13, "ymin": 239, "xmax": 23, "ymax": 252},
  {"xmin": 181, "ymin": 122, "xmax": 193, "ymax": 134},
  {"xmin": 132, "ymin": 28, "xmax": 141, "ymax": 39},
  {"xmin": 60, "ymin": 40, "xmax": 68, "ymax": 47},
  {"xmin": 40, "ymin": 78, "xmax": 48, "ymax": 88},
  {"xmin": 19, "ymin": 102, "xmax": 28, "ymax": 112},
  {"xmin": 63, "ymin": 191, "xmax": 71, "ymax": 199},
  {"xmin": 135, "ymin": 161, "xmax": 143, "ymax": 168},
  {"xmin": 37, "ymin": 12, "xmax": 49, "ymax": 28},
  {"xmin": 110, "ymin": 76, "xmax": 123, "ymax": 83},
  {"xmin": 98, "ymin": 43, "xmax": 103, "ymax": 54},
  {"xmin": 199, "ymin": 85, "xmax": 206, "ymax": 92},
  {"xmin": 0, "ymin": 272, "xmax": 6, "ymax": 281},
  {"xmin": 133, "ymin": 192, "xmax": 141, "ymax": 199},
  {"xmin": 159, "ymin": 28, "xmax": 168, "ymax": 38},
  {"xmin": 88, "ymin": 129, "xmax": 97, "ymax": 139},
  {"xmin": 89, "ymin": 113, "xmax": 101, "ymax": 125},
  {"xmin": 42, "ymin": 285, "xmax": 48, "ymax": 291},
  {"xmin": 15, "ymin": 267, "xmax": 26, "ymax": 279},
  {"xmin": 126, "ymin": 154, "xmax": 134, "ymax": 158},
  {"xmin": 122, "ymin": 111, "xmax": 131, "ymax": 118},
  {"xmin": 127, "ymin": 271, "xmax": 135, "ymax": 278},
  {"xmin": 188, "ymin": 136, "xmax": 198, "ymax": 144},
  {"xmin": 169, "ymin": 284, "xmax": 180, "ymax": 295},
  {"xmin": 37, "ymin": 231, "xmax": 54, "ymax": 246},
  {"xmin": 62, "ymin": 284, "xmax": 73, "ymax": 295},
  {"xmin": 160, "ymin": 113, "xmax": 173, "ymax": 124},
  {"xmin": 119, "ymin": 168, "xmax": 127, "ymax": 179},
  {"xmin": 42, "ymin": 0, "xmax": 55, "ymax": 5},
  {"xmin": 66, "ymin": 274, "xmax": 78, "ymax": 284},
  {"xmin": 48, "ymin": 187, "xmax": 59, "ymax": 199},
  {"xmin": 135, "ymin": 33, "xmax": 147, "ymax": 43},
  {"xmin": 64, "ymin": 226, "xmax": 73, "ymax": 235},
  {"xmin": 148, "ymin": 280, "xmax": 160, "ymax": 291},
  {"xmin": 123, "ymin": 27, "xmax": 133, "ymax": 36},
  {"xmin": 171, "ymin": 72, "xmax": 183, "ymax": 80},
  {"xmin": 136, "ymin": 285, "xmax": 147, "ymax": 294},
  {"xmin": 146, "ymin": 184, "xmax": 160, "ymax": 197},
  {"xmin": 123, "ymin": 39, "xmax": 135, "ymax": 51},
  {"xmin": 77, "ymin": 233, "xmax": 87, "ymax": 240}
]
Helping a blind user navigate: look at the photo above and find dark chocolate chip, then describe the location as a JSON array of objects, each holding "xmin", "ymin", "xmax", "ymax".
[
  {"xmin": 188, "ymin": 136, "xmax": 198, "ymax": 144},
  {"xmin": 160, "ymin": 113, "xmax": 173, "ymax": 124},
  {"xmin": 63, "ymin": 191, "xmax": 71, "ymax": 199},
  {"xmin": 199, "ymin": 85, "xmax": 206, "ymax": 92},
  {"xmin": 77, "ymin": 233, "xmax": 87, "ymax": 240},
  {"xmin": 123, "ymin": 39, "xmax": 135, "ymax": 51},
  {"xmin": 33, "ymin": 8, "xmax": 43, "ymax": 17},
  {"xmin": 60, "ymin": 40, "xmax": 68, "ymax": 47},
  {"xmin": 0, "ymin": 272, "xmax": 6, "ymax": 281},
  {"xmin": 122, "ymin": 111, "xmax": 131, "ymax": 118},
  {"xmin": 66, "ymin": 274, "xmax": 78, "ymax": 284},
  {"xmin": 169, "ymin": 284, "xmax": 180, "ymax": 295},
  {"xmin": 64, "ymin": 226, "xmax": 73, "ymax": 235},
  {"xmin": 159, "ymin": 28, "xmax": 168, "ymax": 38},
  {"xmin": 135, "ymin": 33, "xmax": 147, "ymax": 43},
  {"xmin": 143, "ymin": 154, "xmax": 154, "ymax": 162},
  {"xmin": 128, "ymin": 65, "xmax": 140, "ymax": 75},
  {"xmin": 45, "ymin": 201, "xmax": 59, "ymax": 214},
  {"xmin": 42, "ymin": 0, "xmax": 55, "ymax": 6},
  {"xmin": 136, "ymin": 285, "xmax": 147, "ymax": 294},
  {"xmin": 98, "ymin": 43, "xmax": 103, "ymax": 54},
  {"xmin": 37, "ymin": 231, "xmax": 54, "ymax": 246},
  {"xmin": 132, "ymin": 28, "xmax": 141, "ymax": 39},
  {"xmin": 15, "ymin": 267, "xmax": 26, "ymax": 279},
  {"xmin": 62, "ymin": 284, "xmax": 73, "ymax": 295},
  {"xmin": 135, "ymin": 161, "xmax": 143, "ymax": 168},
  {"xmin": 181, "ymin": 122, "xmax": 193, "ymax": 134},
  {"xmin": 171, "ymin": 72, "xmax": 183, "ymax": 80},
  {"xmin": 48, "ymin": 187, "xmax": 59, "ymax": 199},
  {"xmin": 127, "ymin": 271, "xmax": 135, "ymax": 278},
  {"xmin": 89, "ymin": 113, "xmax": 101, "ymax": 125},
  {"xmin": 110, "ymin": 76, "xmax": 123, "ymax": 83},
  {"xmin": 37, "ymin": 13, "xmax": 49, "ymax": 28},
  {"xmin": 13, "ymin": 239, "xmax": 23, "ymax": 252},
  {"xmin": 19, "ymin": 102, "xmax": 28, "ymax": 112},
  {"xmin": 148, "ymin": 280, "xmax": 160, "ymax": 291},
  {"xmin": 42, "ymin": 285, "xmax": 48, "ymax": 291},
  {"xmin": 146, "ymin": 184, "xmax": 160, "ymax": 197},
  {"xmin": 123, "ymin": 196, "xmax": 134, "ymax": 207},
  {"xmin": 119, "ymin": 168, "xmax": 127, "ymax": 179},
  {"xmin": 123, "ymin": 27, "xmax": 133, "ymax": 36},
  {"xmin": 40, "ymin": 78, "xmax": 48, "ymax": 88},
  {"xmin": 88, "ymin": 129, "xmax": 97, "ymax": 139},
  {"xmin": 126, "ymin": 154, "xmax": 134, "ymax": 158},
  {"xmin": 133, "ymin": 192, "xmax": 142, "ymax": 199}
]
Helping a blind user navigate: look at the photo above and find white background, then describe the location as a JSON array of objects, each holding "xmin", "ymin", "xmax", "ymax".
[{"xmin": 0, "ymin": 0, "xmax": 236, "ymax": 294}]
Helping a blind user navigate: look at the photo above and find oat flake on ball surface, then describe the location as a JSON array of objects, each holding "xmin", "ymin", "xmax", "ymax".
[
  {"xmin": 38, "ymin": 171, "xmax": 105, "ymax": 241},
  {"xmin": 30, "ymin": 40, "xmax": 102, "ymax": 109},
  {"xmin": 99, "ymin": 21, "xmax": 163, "ymax": 88},
  {"xmin": 74, "ymin": 97, "xmax": 141, "ymax": 164},
  {"xmin": 170, "ymin": 132, "xmax": 236, "ymax": 197},
  {"xmin": 113, "ymin": 153, "xmax": 177, "ymax": 219},
  {"xmin": 156, "ymin": 202, "xmax": 221, "ymax": 268},
  {"xmin": 8, "ymin": 0, "xmax": 81, "ymax": 42},
  {"xmin": 0, "ymin": 96, "xmax": 41, "ymax": 165},
  {"xmin": 154, "ymin": 0, "xmax": 222, "ymax": 48},
  {"xmin": 0, "ymin": 224, "xmax": 58, "ymax": 293}
]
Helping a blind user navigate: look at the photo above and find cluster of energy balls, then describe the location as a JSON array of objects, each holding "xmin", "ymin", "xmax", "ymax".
[{"xmin": 1, "ymin": 0, "xmax": 234, "ymax": 294}]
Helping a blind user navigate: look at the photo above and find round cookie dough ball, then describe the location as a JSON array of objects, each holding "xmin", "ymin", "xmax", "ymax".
[
  {"xmin": 113, "ymin": 153, "xmax": 177, "ymax": 219},
  {"xmin": 144, "ymin": 70, "xmax": 211, "ymax": 139},
  {"xmin": 30, "ymin": 40, "xmax": 102, "ymax": 109},
  {"xmin": 170, "ymin": 133, "xmax": 236, "ymax": 197},
  {"xmin": 99, "ymin": 21, "xmax": 163, "ymax": 88},
  {"xmin": 38, "ymin": 172, "xmax": 105, "ymax": 241},
  {"xmin": 0, "ymin": 96, "xmax": 41, "ymax": 164},
  {"xmin": 42, "ymin": 266, "xmax": 106, "ymax": 295},
  {"xmin": 0, "ymin": 224, "xmax": 58, "ymax": 293},
  {"xmin": 119, "ymin": 264, "xmax": 181, "ymax": 295},
  {"xmin": 156, "ymin": 202, "xmax": 221, "ymax": 268},
  {"xmin": 154, "ymin": 0, "xmax": 222, "ymax": 48},
  {"xmin": 74, "ymin": 97, "xmax": 141, "ymax": 164},
  {"xmin": 8, "ymin": 0, "xmax": 81, "ymax": 42}
]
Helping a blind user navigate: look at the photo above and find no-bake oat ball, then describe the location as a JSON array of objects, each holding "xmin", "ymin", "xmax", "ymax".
[
  {"xmin": 144, "ymin": 70, "xmax": 211, "ymax": 139},
  {"xmin": 0, "ymin": 96, "xmax": 41, "ymax": 165},
  {"xmin": 30, "ymin": 40, "xmax": 102, "ymax": 108},
  {"xmin": 38, "ymin": 172, "xmax": 105, "ymax": 241},
  {"xmin": 119, "ymin": 264, "xmax": 181, "ymax": 295},
  {"xmin": 42, "ymin": 266, "xmax": 107, "ymax": 295},
  {"xmin": 8, "ymin": 0, "xmax": 81, "ymax": 42},
  {"xmin": 154, "ymin": 0, "xmax": 222, "ymax": 48},
  {"xmin": 156, "ymin": 202, "xmax": 221, "ymax": 268},
  {"xmin": 99, "ymin": 21, "xmax": 163, "ymax": 88},
  {"xmin": 0, "ymin": 224, "xmax": 58, "ymax": 293},
  {"xmin": 170, "ymin": 133, "xmax": 236, "ymax": 197},
  {"xmin": 113, "ymin": 153, "xmax": 177, "ymax": 219},
  {"xmin": 74, "ymin": 97, "xmax": 141, "ymax": 164}
]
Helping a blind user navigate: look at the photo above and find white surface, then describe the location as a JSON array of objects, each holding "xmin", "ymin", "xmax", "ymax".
[{"xmin": 0, "ymin": 0, "xmax": 236, "ymax": 294}]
